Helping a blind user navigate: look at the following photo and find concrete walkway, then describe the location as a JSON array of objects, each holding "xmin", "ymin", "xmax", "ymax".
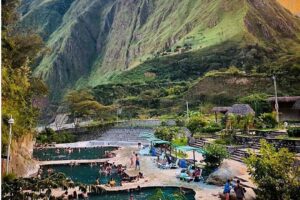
[{"xmin": 39, "ymin": 158, "xmax": 110, "ymax": 166}]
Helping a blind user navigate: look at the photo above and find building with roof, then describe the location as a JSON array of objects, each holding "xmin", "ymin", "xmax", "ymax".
[
  {"xmin": 267, "ymin": 96, "xmax": 300, "ymax": 121},
  {"xmin": 211, "ymin": 107, "xmax": 231, "ymax": 122},
  {"xmin": 226, "ymin": 104, "xmax": 255, "ymax": 116},
  {"xmin": 211, "ymin": 104, "xmax": 255, "ymax": 123}
]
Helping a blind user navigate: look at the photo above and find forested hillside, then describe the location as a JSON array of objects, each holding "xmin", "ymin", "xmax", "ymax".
[{"xmin": 19, "ymin": 0, "xmax": 300, "ymax": 101}]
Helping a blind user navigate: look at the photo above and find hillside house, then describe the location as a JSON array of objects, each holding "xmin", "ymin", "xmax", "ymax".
[{"xmin": 267, "ymin": 96, "xmax": 300, "ymax": 121}]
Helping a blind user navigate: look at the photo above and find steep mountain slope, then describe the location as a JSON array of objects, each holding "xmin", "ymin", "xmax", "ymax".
[{"xmin": 19, "ymin": 0, "xmax": 300, "ymax": 100}]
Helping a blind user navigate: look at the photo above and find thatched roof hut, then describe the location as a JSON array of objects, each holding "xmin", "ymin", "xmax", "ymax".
[
  {"xmin": 267, "ymin": 96, "xmax": 300, "ymax": 121},
  {"xmin": 226, "ymin": 104, "xmax": 255, "ymax": 116},
  {"xmin": 211, "ymin": 107, "xmax": 231, "ymax": 113},
  {"xmin": 267, "ymin": 96, "xmax": 300, "ymax": 103}
]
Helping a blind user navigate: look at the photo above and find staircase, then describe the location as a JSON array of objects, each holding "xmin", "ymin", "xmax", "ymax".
[
  {"xmin": 230, "ymin": 149, "xmax": 247, "ymax": 163},
  {"xmin": 233, "ymin": 176, "xmax": 257, "ymax": 190},
  {"xmin": 251, "ymin": 142, "xmax": 261, "ymax": 150},
  {"xmin": 190, "ymin": 139, "xmax": 207, "ymax": 148}
]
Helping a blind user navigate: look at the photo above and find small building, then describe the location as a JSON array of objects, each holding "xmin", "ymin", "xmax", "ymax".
[
  {"xmin": 226, "ymin": 104, "xmax": 255, "ymax": 116},
  {"xmin": 211, "ymin": 107, "xmax": 231, "ymax": 122},
  {"xmin": 267, "ymin": 96, "xmax": 300, "ymax": 121}
]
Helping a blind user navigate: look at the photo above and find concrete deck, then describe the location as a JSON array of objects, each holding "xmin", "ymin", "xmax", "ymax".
[{"xmin": 39, "ymin": 158, "xmax": 110, "ymax": 166}]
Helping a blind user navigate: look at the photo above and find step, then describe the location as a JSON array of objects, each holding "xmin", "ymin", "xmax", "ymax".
[{"xmin": 230, "ymin": 157, "xmax": 244, "ymax": 163}]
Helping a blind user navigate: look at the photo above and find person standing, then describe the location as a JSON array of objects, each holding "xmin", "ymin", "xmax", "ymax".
[
  {"xmin": 234, "ymin": 180, "xmax": 246, "ymax": 200},
  {"xmin": 130, "ymin": 151, "xmax": 135, "ymax": 168},
  {"xmin": 223, "ymin": 179, "xmax": 231, "ymax": 200},
  {"xmin": 135, "ymin": 153, "xmax": 140, "ymax": 170}
]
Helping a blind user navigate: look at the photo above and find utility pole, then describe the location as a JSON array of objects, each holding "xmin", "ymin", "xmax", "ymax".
[
  {"xmin": 6, "ymin": 116, "xmax": 14, "ymax": 174},
  {"xmin": 272, "ymin": 75, "xmax": 279, "ymax": 123},
  {"xmin": 186, "ymin": 101, "xmax": 189, "ymax": 121}
]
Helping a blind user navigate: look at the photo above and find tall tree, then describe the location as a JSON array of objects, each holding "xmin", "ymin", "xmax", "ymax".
[
  {"xmin": 2, "ymin": 0, "xmax": 47, "ymax": 147},
  {"xmin": 64, "ymin": 89, "xmax": 113, "ymax": 124}
]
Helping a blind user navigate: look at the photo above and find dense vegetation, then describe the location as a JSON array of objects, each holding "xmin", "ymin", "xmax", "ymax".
[
  {"xmin": 2, "ymin": 173, "xmax": 78, "ymax": 199},
  {"xmin": 149, "ymin": 188, "xmax": 187, "ymax": 200},
  {"xmin": 36, "ymin": 128, "xmax": 75, "ymax": 144},
  {"xmin": 64, "ymin": 89, "xmax": 114, "ymax": 123},
  {"xmin": 154, "ymin": 126, "xmax": 187, "ymax": 146},
  {"xmin": 17, "ymin": 0, "xmax": 300, "ymax": 103},
  {"xmin": 2, "ymin": 0, "xmax": 47, "ymax": 148},
  {"xmin": 245, "ymin": 140, "xmax": 300, "ymax": 200},
  {"xmin": 203, "ymin": 144, "xmax": 229, "ymax": 168}
]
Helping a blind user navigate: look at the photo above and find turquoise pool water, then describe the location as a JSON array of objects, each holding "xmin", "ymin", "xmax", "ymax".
[
  {"xmin": 33, "ymin": 147, "xmax": 118, "ymax": 161},
  {"xmin": 42, "ymin": 164, "xmax": 122, "ymax": 185},
  {"xmin": 88, "ymin": 187, "xmax": 195, "ymax": 200}
]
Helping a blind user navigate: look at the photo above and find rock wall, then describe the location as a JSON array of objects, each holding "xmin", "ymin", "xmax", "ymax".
[{"xmin": 9, "ymin": 133, "xmax": 39, "ymax": 177}]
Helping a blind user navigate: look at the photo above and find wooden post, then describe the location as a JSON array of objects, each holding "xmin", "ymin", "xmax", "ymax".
[
  {"xmin": 193, "ymin": 150, "xmax": 196, "ymax": 168},
  {"xmin": 215, "ymin": 112, "xmax": 218, "ymax": 123}
]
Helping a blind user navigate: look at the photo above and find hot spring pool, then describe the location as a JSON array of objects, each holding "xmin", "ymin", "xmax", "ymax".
[
  {"xmin": 33, "ymin": 147, "xmax": 118, "ymax": 161},
  {"xmin": 88, "ymin": 187, "xmax": 195, "ymax": 200},
  {"xmin": 42, "ymin": 164, "xmax": 122, "ymax": 185}
]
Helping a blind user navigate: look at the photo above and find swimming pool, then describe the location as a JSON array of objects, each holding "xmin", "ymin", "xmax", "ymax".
[
  {"xmin": 42, "ymin": 164, "xmax": 122, "ymax": 185},
  {"xmin": 88, "ymin": 187, "xmax": 195, "ymax": 200},
  {"xmin": 33, "ymin": 147, "xmax": 118, "ymax": 161}
]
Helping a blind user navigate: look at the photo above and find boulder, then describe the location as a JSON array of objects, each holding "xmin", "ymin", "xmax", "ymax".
[{"xmin": 206, "ymin": 160, "xmax": 246, "ymax": 186}]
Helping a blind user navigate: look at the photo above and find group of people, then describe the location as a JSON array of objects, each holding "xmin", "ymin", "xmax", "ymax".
[
  {"xmin": 55, "ymin": 147, "xmax": 77, "ymax": 154},
  {"xmin": 60, "ymin": 189, "xmax": 88, "ymax": 200},
  {"xmin": 99, "ymin": 162, "xmax": 114, "ymax": 176},
  {"xmin": 130, "ymin": 152, "xmax": 140, "ymax": 170},
  {"xmin": 104, "ymin": 150, "xmax": 114, "ymax": 158},
  {"xmin": 178, "ymin": 165, "xmax": 202, "ymax": 182},
  {"xmin": 223, "ymin": 179, "xmax": 246, "ymax": 200}
]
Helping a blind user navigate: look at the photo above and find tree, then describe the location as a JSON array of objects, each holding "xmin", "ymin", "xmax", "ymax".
[
  {"xmin": 154, "ymin": 126, "xmax": 181, "ymax": 142},
  {"xmin": 64, "ymin": 89, "xmax": 113, "ymax": 124},
  {"xmin": 2, "ymin": 0, "xmax": 47, "ymax": 148},
  {"xmin": 245, "ymin": 140, "xmax": 300, "ymax": 200},
  {"xmin": 239, "ymin": 93, "xmax": 271, "ymax": 116},
  {"xmin": 186, "ymin": 114, "xmax": 207, "ymax": 134},
  {"xmin": 203, "ymin": 144, "xmax": 229, "ymax": 168}
]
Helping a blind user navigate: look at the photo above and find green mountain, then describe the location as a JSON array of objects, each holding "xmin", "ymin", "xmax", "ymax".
[{"xmin": 19, "ymin": 0, "xmax": 300, "ymax": 100}]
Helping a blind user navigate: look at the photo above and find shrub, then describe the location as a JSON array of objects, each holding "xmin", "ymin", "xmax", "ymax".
[
  {"xmin": 287, "ymin": 127, "xmax": 300, "ymax": 137},
  {"xmin": 201, "ymin": 125, "xmax": 222, "ymax": 133},
  {"xmin": 161, "ymin": 120, "xmax": 168, "ymax": 126},
  {"xmin": 203, "ymin": 144, "xmax": 229, "ymax": 168},
  {"xmin": 2, "ymin": 173, "xmax": 16, "ymax": 182},
  {"xmin": 172, "ymin": 137, "xmax": 188, "ymax": 146},
  {"xmin": 245, "ymin": 140, "xmax": 300, "ymax": 200},
  {"xmin": 36, "ymin": 128, "xmax": 76, "ymax": 144},
  {"xmin": 186, "ymin": 115, "xmax": 208, "ymax": 134},
  {"xmin": 154, "ymin": 126, "xmax": 181, "ymax": 141},
  {"xmin": 258, "ymin": 112, "xmax": 278, "ymax": 129},
  {"xmin": 175, "ymin": 117, "xmax": 185, "ymax": 127}
]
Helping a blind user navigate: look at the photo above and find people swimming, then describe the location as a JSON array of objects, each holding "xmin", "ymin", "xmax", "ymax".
[
  {"xmin": 108, "ymin": 177, "xmax": 116, "ymax": 187},
  {"xmin": 95, "ymin": 177, "xmax": 100, "ymax": 185}
]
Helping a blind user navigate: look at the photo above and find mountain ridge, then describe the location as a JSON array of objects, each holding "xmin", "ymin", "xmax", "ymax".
[{"xmin": 18, "ymin": 0, "xmax": 300, "ymax": 100}]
